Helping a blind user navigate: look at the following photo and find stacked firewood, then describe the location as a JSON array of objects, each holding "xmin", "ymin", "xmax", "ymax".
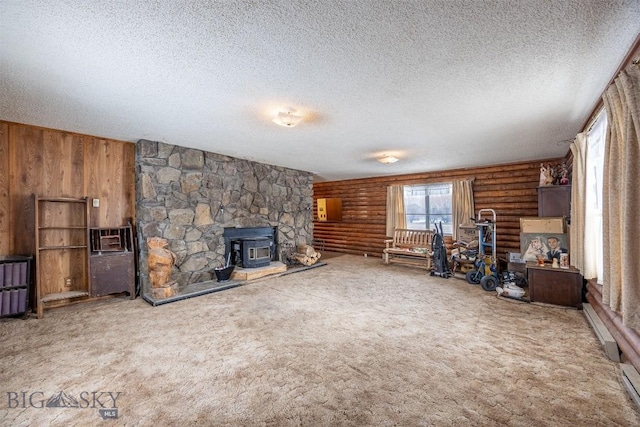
[
  {"xmin": 294, "ymin": 244, "xmax": 322, "ymax": 266},
  {"xmin": 147, "ymin": 237, "xmax": 179, "ymax": 299}
]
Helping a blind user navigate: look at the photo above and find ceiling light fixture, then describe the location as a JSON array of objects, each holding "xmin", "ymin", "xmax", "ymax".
[
  {"xmin": 272, "ymin": 107, "xmax": 303, "ymax": 127},
  {"xmin": 378, "ymin": 155, "xmax": 399, "ymax": 164}
]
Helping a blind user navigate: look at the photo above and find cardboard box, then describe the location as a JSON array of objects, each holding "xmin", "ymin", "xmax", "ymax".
[
  {"xmin": 507, "ymin": 261, "xmax": 527, "ymax": 273},
  {"xmin": 520, "ymin": 217, "xmax": 566, "ymax": 234},
  {"xmin": 457, "ymin": 223, "xmax": 477, "ymax": 242}
]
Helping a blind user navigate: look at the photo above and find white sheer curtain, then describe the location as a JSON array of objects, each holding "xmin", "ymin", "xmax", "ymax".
[
  {"xmin": 386, "ymin": 185, "xmax": 406, "ymax": 237},
  {"xmin": 451, "ymin": 179, "xmax": 474, "ymax": 241}
]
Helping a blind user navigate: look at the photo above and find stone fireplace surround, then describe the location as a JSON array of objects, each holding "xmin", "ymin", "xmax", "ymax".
[{"xmin": 135, "ymin": 139, "xmax": 313, "ymax": 296}]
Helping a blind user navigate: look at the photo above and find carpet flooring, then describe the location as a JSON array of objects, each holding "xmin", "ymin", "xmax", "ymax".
[{"xmin": 1, "ymin": 254, "xmax": 638, "ymax": 426}]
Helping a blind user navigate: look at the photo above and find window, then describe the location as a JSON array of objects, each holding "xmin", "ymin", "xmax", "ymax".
[
  {"xmin": 404, "ymin": 183, "xmax": 453, "ymax": 234},
  {"xmin": 585, "ymin": 110, "xmax": 607, "ymax": 283}
]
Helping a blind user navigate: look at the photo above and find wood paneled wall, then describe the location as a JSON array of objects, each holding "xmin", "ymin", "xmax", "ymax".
[
  {"xmin": 0, "ymin": 122, "xmax": 9, "ymax": 255},
  {"xmin": 0, "ymin": 121, "xmax": 135, "ymax": 255},
  {"xmin": 313, "ymin": 158, "xmax": 565, "ymax": 258}
]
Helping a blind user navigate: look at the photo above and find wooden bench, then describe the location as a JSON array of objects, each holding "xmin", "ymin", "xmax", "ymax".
[{"xmin": 383, "ymin": 228, "xmax": 434, "ymax": 270}]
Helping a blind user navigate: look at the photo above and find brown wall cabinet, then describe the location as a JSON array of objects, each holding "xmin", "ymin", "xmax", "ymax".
[
  {"xmin": 317, "ymin": 198, "xmax": 342, "ymax": 222},
  {"xmin": 538, "ymin": 185, "xmax": 571, "ymax": 218}
]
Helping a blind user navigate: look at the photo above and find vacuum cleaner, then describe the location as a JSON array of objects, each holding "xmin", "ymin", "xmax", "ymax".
[{"xmin": 430, "ymin": 221, "xmax": 451, "ymax": 278}]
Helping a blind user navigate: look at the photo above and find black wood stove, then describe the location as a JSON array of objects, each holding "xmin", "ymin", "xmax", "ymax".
[{"xmin": 223, "ymin": 226, "xmax": 277, "ymax": 269}]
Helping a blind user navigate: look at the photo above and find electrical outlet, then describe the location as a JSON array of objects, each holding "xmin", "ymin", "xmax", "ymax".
[
  {"xmin": 92, "ymin": 198, "xmax": 100, "ymax": 208},
  {"xmin": 65, "ymin": 277, "xmax": 72, "ymax": 287}
]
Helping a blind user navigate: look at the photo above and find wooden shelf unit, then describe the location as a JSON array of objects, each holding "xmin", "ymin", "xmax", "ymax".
[{"xmin": 34, "ymin": 196, "xmax": 91, "ymax": 319}]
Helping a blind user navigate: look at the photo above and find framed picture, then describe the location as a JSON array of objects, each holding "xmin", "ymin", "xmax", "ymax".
[{"xmin": 520, "ymin": 233, "xmax": 569, "ymax": 262}]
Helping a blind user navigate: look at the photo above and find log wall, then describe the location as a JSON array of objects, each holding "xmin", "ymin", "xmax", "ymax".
[
  {"xmin": 587, "ymin": 281, "xmax": 640, "ymax": 373},
  {"xmin": 313, "ymin": 158, "xmax": 565, "ymax": 258}
]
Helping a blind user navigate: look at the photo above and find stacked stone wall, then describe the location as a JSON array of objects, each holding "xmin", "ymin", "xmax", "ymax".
[{"xmin": 135, "ymin": 139, "xmax": 313, "ymax": 292}]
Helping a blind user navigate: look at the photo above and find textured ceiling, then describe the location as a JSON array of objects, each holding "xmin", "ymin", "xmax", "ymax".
[{"xmin": 1, "ymin": 1, "xmax": 639, "ymax": 181}]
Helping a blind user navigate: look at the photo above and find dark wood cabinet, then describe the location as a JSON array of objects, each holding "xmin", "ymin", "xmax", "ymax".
[
  {"xmin": 91, "ymin": 252, "xmax": 135, "ymax": 298},
  {"xmin": 538, "ymin": 185, "xmax": 571, "ymax": 217},
  {"xmin": 89, "ymin": 226, "xmax": 136, "ymax": 298},
  {"xmin": 527, "ymin": 263, "xmax": 583, "ymax": 308}
]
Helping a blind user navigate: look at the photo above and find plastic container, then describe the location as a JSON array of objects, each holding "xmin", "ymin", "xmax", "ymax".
[{"xmin": 214, "ymin": 265, "xmax": 235, "ymax": 282}]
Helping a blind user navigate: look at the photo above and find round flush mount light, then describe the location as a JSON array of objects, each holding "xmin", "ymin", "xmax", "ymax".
[
  {"xmin": 272, "ymin": 107, "xmax": 303, "ymax": 127},
  {"xmin": 378, "ymin": 155, "xmax": 399, "ymax": 164}
]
